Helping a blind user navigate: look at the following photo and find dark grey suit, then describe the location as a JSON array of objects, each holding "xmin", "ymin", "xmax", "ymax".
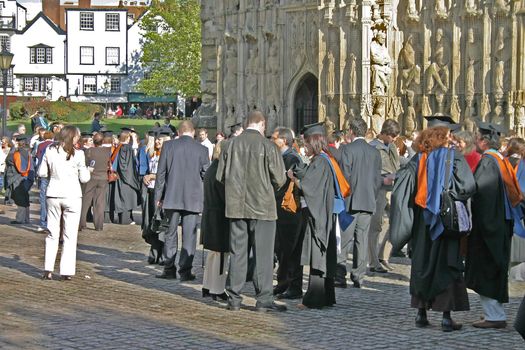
[
  {"xmin": 338, "ymin": 138, "xmax": 382, "ymax": 285},
  {"xmin": 154, "ymin": 135, "xmax": 210, "ymax": 277}
]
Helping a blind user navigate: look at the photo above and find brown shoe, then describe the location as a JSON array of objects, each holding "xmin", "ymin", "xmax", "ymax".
[{"xmin": 472, "ymin": 320, "xmax": 507, "ymax": 329}]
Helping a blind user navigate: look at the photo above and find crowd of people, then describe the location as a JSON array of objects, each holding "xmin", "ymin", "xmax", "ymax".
[{"xmin": 1, "ymin": 109, "xmax": 525, "ymax": 338}]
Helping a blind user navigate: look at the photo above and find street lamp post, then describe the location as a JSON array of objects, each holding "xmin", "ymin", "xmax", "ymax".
[
  {"xmin": 103, "ymin": 79, "xmax": 110, "ymax": 118},
  {"xmin": 0, "ymin": 46, "xmax": 13, "ymax": 137}
]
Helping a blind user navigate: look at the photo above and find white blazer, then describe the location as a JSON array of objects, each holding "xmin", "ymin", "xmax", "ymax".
[{"xmin": 38, "ymin": 145, "xmax": 90, "ymax": 198}]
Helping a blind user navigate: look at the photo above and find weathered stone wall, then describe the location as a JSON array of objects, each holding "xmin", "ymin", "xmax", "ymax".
[{"xmin": 200, "ymin": 0, "xmax": 525, "ymax": 135}]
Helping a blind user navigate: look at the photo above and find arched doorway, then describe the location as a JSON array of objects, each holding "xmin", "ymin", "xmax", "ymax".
[{"xmin": 293, "ymin": 73, "xmax": 318, "ymax": 132}]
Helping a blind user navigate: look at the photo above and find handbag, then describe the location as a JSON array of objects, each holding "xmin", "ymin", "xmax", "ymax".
[
  {"xmin": 281, "ymin": 181, "xmax": 297, "ymax": 213},
  {"xmin": 440, "ymin": 149, "xmax": 471, "ymax": 238},
  {"xmin": 107, "ymin": 160, "xmax": 119, "ymax": 183}
]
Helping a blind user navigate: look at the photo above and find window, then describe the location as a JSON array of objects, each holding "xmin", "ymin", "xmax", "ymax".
[
  {"xmin": 22, "ymin": 76, "xmax": 52, "ymax": 92},
  {"xmin": 80, "ymin": 12, "xmax": 94, "ymax": 30},
  {"xmin": 30, "ymin": 47, "xmax": 53, "ymax": 64},
  {"xmin": 83, "ymin": 75, "xmax": 97, "ymax": 94},
  {"xmin": 105, "ymin": 13, "xmax": 120, "ymax": 31},
  {"xmin": 80, "ymin": 46, "xmax": 94, "ymax": 65},
  {"xmin": 127, "ymin": 13, "xmax": 135, "ymax": 22},
  {"xmin": 105, "ymin": 47, "xmax": 119, "ymax": 65},
  {"xmin": 0, "ymin": 35, "xmax": 9, "ymax": 51},
  {"xmin": 110, "ymin": 77, "xmax": 120, "ymax": 93}
]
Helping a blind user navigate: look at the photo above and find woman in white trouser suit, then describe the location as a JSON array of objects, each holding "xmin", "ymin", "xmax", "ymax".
[{"xmin": 38, "ymin": 125, "xmax": 90, "ymax": 280}]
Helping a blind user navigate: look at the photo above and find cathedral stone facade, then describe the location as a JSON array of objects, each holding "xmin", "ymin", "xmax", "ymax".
[{"xmin": 199, "ymin": 0, "xmax": 525, "ymax": 135}]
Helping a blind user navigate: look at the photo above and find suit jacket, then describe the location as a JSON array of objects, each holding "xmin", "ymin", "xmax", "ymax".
[
  {"xmin": 154, "ymin": 135, "xmax": 210, "ymax": 212},
  {"xmin": 84, "ymin": 146, "xmax": 111, "ymax": 181},
  {"xmin": 340, "ymin": 138, "xmax": 382, "ymax": 213},
  {"xmin": 216, "ymin": 129, "xmax": 286, "ymax": 220}
]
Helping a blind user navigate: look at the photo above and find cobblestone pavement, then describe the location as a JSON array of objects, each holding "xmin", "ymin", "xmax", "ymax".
[{"xmin": 1, "ymin": 203, "xmax": 524, "ymax": 350}]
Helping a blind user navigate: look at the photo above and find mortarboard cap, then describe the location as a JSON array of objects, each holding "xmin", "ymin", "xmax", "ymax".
[
  {"xmin": 477, "ymin": 121, "xmax": 504, "ymax": 136},
  {"xmin": 14, "ymin": 134, "xmax": 29, "ymax": 142},
  {"xmin": 120, "ymin": 127, "xmax": 137, "ymax": 134},
  {"xmin": 230, "ymin": 122, "xmax": 242, "ymax": 130},
  {"xmin": 81, "ymin": 132, "xmax": 93, "ymax": 137},
  {"xmin": 157, "ymin": 129, "xmax": 172, "ymax": 137},
  {"xmin": 101, "ymin": 130, "xmax": 114, "ymax": 136},
  {"xmin": 301, "ymin": 122, "xmax": 327, "ymax": 137},
  {"xmin": 424, "ymin": 115, "xmax": 461, "ymax": 131}
]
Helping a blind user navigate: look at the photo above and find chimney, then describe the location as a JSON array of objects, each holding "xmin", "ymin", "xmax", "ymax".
[
  {"xmin": 79, "ymin": 0, "xmax": 92, "ymax": 8},
  {"xmin": 42, "ymin": 0, "xmax": 60, "ymax": 26}
]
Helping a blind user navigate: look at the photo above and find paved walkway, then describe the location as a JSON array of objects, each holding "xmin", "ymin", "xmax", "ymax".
[{"xmin": 0, "ymin": 203, "xmax": 524, "ymax": 349}]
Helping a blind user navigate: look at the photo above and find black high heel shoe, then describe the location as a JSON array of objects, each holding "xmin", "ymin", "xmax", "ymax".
[
  {"xmin": 42, "ymin": 271, "xmax": 53, "ymax": 280},
  {"xmin": 211, "ymin": 292, "xmax": 228, "ymax": 301},
  {"xmin": 202, "ymin": 288, "xmax": 211, "ymax": 298}
]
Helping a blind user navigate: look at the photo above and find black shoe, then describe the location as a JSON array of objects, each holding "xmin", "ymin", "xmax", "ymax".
[
  {"xmin": 179, "ymin": 273, "xmax": 196, "ymax": 282},
  {"xmin": 334, "ymin": 280, "xmax": 347, "ymax": 288},
  {"xmin": 415, "ymin": 314, "xmax": 430, "ymax": 328},
  {"xmin": 41, "ymin": 271, "xmax": 52, "ymax": 280},
  {"xmin": 255, "ymin": 302, "xmax": 287, "ymax": 312},
  {"xmin": 61, "ymin": 275, "xmax": 72, "ymax": 281},
  {"xmin": 10, "ymin": 220, "xmax": 23, "ymax": 224},
  {"xmin": 273, "ymin": 285, "xmax": 287, "ymax": 296},
  {"xmin": 352, "ymin": 280, "xmax": 361, "ymax": 288},
  {"xmin": 211, "ymin": 292, "xmax": 228, "ymax": 301},
  {"xmin": 156, "ymin": 271, "xmax": 177, "ymax": 279},
  {"xmin": 147, "ymin": 258, "xmax": 156, "ymax": 265},
  {"xmin": 227, "ymin": 303, "xmax": 241, "ymax": 311},
  {"xmin": 276, "ymin": 290, "xmax": 303, "ymax": 300},
  {"xmin": 441, "ymin": 318, "xmax": 462, "ymax": 332},
  {"xmin": 370, "ymin": 266, "xmax": 388, "ymax": 273},
  {"xmin": 202, "ymin": 288, "xmax": 211, "ymax": 298}
]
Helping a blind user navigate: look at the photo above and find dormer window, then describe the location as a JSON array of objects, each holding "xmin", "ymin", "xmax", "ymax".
[{"xmin": 30, "ymin": 45, "xmax": 53, "ymax": 64}]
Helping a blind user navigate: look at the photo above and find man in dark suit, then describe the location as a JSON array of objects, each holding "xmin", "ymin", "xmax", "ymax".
[
  {"xmin": 337, "ymin": 118, "xmax": 382, "ymax": 288},
  {"xmin": 91, "ymin": 112, "xmax": 102, "ymax": 133},
  {"xmin": 30, "ymin": 109, "xmax": 49, "ymax": 132},
  {"xmin": 154, "ymin": 121, "xmax": 210, "ymax": 280},
  {"xmin": 216, "ymin": 111, "xmax": 287, "ymax": 312}
]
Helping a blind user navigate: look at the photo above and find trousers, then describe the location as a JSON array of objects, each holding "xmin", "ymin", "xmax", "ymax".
[
  {"xmin": 479, "ymin": 294, "xmax": 506, "ymax": 321},
  {"xmin": 162, "ymin": 209, "xmax": 199, "ymax": 276},
  {"xmin": 203, "ymin": 251, "xmax": 229, "ymax": 294},
  {"xmin": 226, "ymin": 219, "xmax": 276, "ymax": 307},
  {"xmin": 368, "ymin": 188, "xmax": 387, "ymax": 268},
  {"xmin": 39, "ymin": 177, "xmax": 49, "ymax": 227},
  {"xmin": 80, "ymin": 179, "xmax": 108, "ymax": 230},
  {"xmin": 44, "ymin": 197, "xmax": 82, "ymax": 275}
]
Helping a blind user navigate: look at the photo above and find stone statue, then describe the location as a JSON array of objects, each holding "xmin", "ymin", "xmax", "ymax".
[
  {"xmin": 404, "ymin": 91, "xmax": 417, "ymax": 134},
  {"xmin": 435, "ymin": 0, "xmax": 448, "ymax": 19},
  {"xmin": 327, "ymin": 51, "xmax": 335, "ymax": 100},
  {"xmin": 407, "ymin": 0, "xmax": 420, "ymax": 21},
  {"xmin": 495, "ymin": 60, "xmax": 505, "ymax": 98},
  {"xmin": 465, "ymin": 28, "xmax": 478, "ymax": 98},
  {"xmin": 426, "ymin": 28, "xmax": 450, "ymax": 94},
  {"xmin": 496, "ymin": 26, "xmax": 505, "ymax": 55},
  {"xmin": 325, "ymin": 117, "xmax": 336, "ymax": 136},
  {"xmin": 450, "ymin": 96, "xmax": 461, "ymax": 122},
  {"xmin": 495, "ymin": 0, "xmax": 510, "ymax": 13},
  {"xmin": 349, "ymin": 53, "xmax": 357, "ymax": 95},
  {"xmin": 465, "ymin": 0, "xmax": 481, "ymax": 15},
  {"xmin": 370, "ymin": 31, "xmax": 392, "ymax": 96},
  {"xmin": 245, "ymin": 47, "xmax": 259, "ymax": 109},
  {"xmin": 267, "ymin": 42, "xmax": 280, "ymax": 109},
  {"xmin": 266, "ymin": 105, "xmax": 277, "ymax": 136},
  {"xmin": 491, "ymin": 104, "xmax": 504, "ymax": 125},
  {"xmin": 464, "ymin": 116, "xmax": 476, "ymax": 132},
  {"xmin": 224, "ymin": 46, "xmax": 238, "ymax": 124},
  {"xmin": 422, "ymin": 95, "xmax": 432, "ymax": 117},
  {"xmin": 481, "ymin": 94, "xmax": 491, "ymax": 121},
  {"xmin": 399, "ymin": 34, "xmax": 421, "ymax": 94}
]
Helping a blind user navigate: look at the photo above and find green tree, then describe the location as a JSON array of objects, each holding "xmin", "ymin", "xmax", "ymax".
[{"xmin": 139, "ymin": 0, "xmax": 201, "ymax": 96}]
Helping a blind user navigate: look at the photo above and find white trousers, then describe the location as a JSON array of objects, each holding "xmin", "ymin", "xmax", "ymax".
[
  {"xmin": 202, "ymin": 251, "xmax": 229, "ymax": 294},
  {"xmin": 479, "ymin": 294, "xmax": 507, "ymax": 321},
  {"xmin": 44, "ymin": 197, "xmax": 82, "ymax": 276}
]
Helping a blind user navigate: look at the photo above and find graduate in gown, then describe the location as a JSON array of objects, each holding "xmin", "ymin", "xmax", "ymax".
[
  {"xmin": 112, "ymin": 128, "xmax": 141, "ymax": 225},
  {"xmin": 5, "ymin": 135, "xmax": 35, "ymax": 224},
  {"xmin": 290, "ymin": 124, "xmax": 338, "ymax": 309},
  {"xmin": 393, "ymin": 124, "xmax": 476, "ymax": 332},
  {"xmin": 466, "ymin": 123, "xmax": 523, "ymax": 329}
]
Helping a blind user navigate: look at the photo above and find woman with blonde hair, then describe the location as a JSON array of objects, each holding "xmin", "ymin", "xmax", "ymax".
[{"xmin": 39, "ymin": 125, "xmax": 91, "ymax": 280}]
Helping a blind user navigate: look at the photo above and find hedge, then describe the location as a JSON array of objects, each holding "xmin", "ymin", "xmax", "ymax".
[{"xmin": 9, "ymin": 100, "xmax": 103, "ymax": 123}]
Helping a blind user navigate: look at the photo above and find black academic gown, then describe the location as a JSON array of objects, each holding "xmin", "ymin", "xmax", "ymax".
[
  {"xmin": 465, "ymin": 155, "xmax": 513, "ymax": 304},
  {"xmin": 409, "ymin": 152, "xmax": 476, "ymax": 312},
  {"xmin": 4, "ymin": 149, "xmax": 34, "ymax": 207},
  {"xmin": 113, "ymin": 143, "xmax": 141, "ymax": 215},
  {"xmin": 294, "ymin": 154, "xmax": 337, "ymax": 308}
]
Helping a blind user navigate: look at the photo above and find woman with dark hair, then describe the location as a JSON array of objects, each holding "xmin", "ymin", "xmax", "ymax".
[
  {"xmin": 392, "ymin": 126, "xmax": 476, "ymax": 331},
  {"xmin": 5, "ymin": 135, "xmax": 35, "ymax": 224},
  {"xmin": 288, "ymin": 124, "xmax": 341, "ymax": 309},
  {"xmin": 38, "ymin": 125, "xmax": 91, "ymax": 280},
  {"xmin": 214, "ymin": 132, "xmax": 225, "ymax": 144}
]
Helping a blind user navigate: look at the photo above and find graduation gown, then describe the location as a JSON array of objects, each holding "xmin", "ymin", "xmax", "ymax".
[
  {"xmin": 465, "ymin": 155, "xmax": 512, "ymax": 304},
  {"xmin": 409, "ymin": 152, "xmax": 476, "ymax": 311},
  {"xmin": 113, "ymin": 143, "xmax": 141, "ymax": 214},
  {"xmin": 201, "ymin": 159, "xmax": 229, "ymax": 253},
  {"xmin": 4, "ymin": 149, "xmax": 34, "ymax": 207}
]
